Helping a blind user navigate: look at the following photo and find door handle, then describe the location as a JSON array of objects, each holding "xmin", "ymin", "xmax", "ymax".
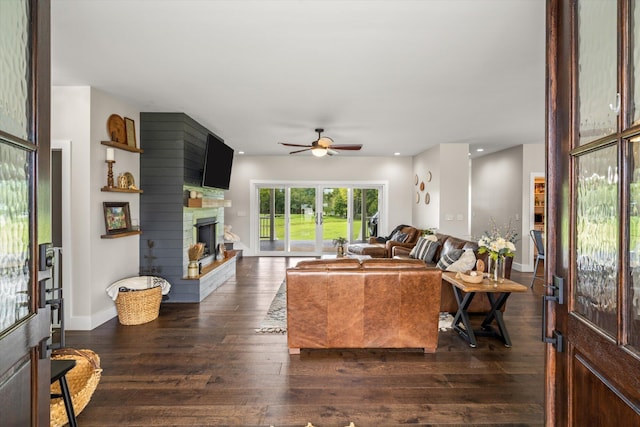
[
  {"xmin": 38, "ymin": 243, "xmax": 54, "ymax": 308},
  {"xmin": 542, "ymin": 275, "xmax": 564, "ymax": 352}
]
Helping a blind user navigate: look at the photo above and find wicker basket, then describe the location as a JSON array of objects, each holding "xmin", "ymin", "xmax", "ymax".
[
  {"xmin": 50, "ymin": 348, "xmax": 102, "ymax": 427},
  {"xmin": 115, "ymin": 285, "xmax": 162, "ymax": 325}
]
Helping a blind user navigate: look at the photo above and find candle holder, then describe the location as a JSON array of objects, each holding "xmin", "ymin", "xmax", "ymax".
[{"xmin": 106, "ymin": 160, "xmax": 115, "ymax": 188}]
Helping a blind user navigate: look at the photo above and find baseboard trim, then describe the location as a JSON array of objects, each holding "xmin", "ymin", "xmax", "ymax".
[
  {"xmin": 67, "ymin": 305, "xmax": 117, "ymax": 331},
  {"xmin": 513, "ymin": 262, "xmax": 534, "ymax": 273}
]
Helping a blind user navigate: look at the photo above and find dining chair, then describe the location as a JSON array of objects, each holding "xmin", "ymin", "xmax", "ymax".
[{"xmin": 530, "ymin": 229, "xmax": 545, "ymax": 287}]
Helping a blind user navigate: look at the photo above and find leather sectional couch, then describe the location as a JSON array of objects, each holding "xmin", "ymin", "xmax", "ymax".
[
  {"xmin": 286, "ymin": 258, "xmax": 442, "ymax": 353},
  {"xmin": 347, "ymin": 225, "xmax": 421, "ymax": 258},
  {"xmin": 393, "ymin": 233, "xmax": 513, "ymax": 313}
]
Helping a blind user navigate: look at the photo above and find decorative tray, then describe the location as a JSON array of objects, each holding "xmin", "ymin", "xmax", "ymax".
[{"xmin": 456, "ymin": 271, "xmax": 484, "ymax": 284}]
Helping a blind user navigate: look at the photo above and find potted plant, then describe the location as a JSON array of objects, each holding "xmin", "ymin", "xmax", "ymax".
[{"xmin": 332, "ymin": 237, "xmax": 348, "ymax": 257}]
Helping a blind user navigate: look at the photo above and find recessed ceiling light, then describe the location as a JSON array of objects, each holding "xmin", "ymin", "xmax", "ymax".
[
  {"xmin": 238, "ymin": 151, "xmax": 245, "ymax": 155},
  {"xmin": 476, "ymin": 148, "xmax": 484, "ymax": 152},
  {"xmin": 394, "ymin": 152, "xmax": 400, "ymax": 156}
]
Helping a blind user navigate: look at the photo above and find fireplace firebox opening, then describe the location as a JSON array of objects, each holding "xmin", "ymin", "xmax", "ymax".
[{"xmin": 194, "ymin": 217, "xmax": 218, "ymax": 261}]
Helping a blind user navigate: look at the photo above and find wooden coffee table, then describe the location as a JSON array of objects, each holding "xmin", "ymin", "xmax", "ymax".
[{"xmin": 441, "ymin": 271, "xmax": 528, "ymax": 348}]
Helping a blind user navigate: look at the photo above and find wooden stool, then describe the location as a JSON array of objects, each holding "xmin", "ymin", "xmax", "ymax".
[{"xmin": 51, "ymin": 359, "xmax": 78, "ymax": 427}]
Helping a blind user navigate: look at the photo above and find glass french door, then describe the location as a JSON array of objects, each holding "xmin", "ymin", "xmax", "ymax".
[
  {"xmin": 351, "ymin": 187, "xmax": 380, "ymax": 242},
  {"xmin": 290, "ymin": 187, "xmax": 318, "ymax": 253},
  {"xmin": 257, "ymin": 183, "xmax": 381, "ymax": 255},
  {"xmin": 0, "ymin": 0, "xmax": 52, "ymax": 424},
  {"xmin": 546, "ymin": 0, "xmax": 640, "ymax": 424}
]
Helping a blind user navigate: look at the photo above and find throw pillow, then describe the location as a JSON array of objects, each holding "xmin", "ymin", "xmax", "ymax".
[
  {"xmin": 436, "ymin": 248, "xmax": 464, "ymax": 270},
  {"xmin": 445, "ymin": 249, "xmax": 477, "ymax": 272},
  {"xmin": 409, "ymin": 237, "xmax": 429, "ymax": 258},
  {"xmin": 393, "ymin": 232, "xmax": 408, "ymax": 243},
  {"xmin": 409, "ymin": 237, "xmax": 440, "ymax": 263},
  {"xmin": 388, "ymin": 230, "xmax": 401, "ymax": 241}
]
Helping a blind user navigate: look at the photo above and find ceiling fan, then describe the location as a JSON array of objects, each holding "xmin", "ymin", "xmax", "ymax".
[{"xmin": 279, "ymin": 128, "xmax": 363, "ymax": 157}]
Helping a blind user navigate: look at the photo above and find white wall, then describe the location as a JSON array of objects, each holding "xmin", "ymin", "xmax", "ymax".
[
  {"xmin": 412, "ymin": 143, "xmax": 470, "ymax": 237},
  {"xmin": 225, "ymin": 155, "xmax": 413, "ymax": 255},
  {"xmin": 440, "ymin": 144, "xmax": 471, "ymax": 238},
  {"xmin": 51, "ymin": 86, "xmax": 141, "ymax": 330},
  {"xmin": 412, "ymin": 145, "xmax": 440, "ymax": 230},
  {"xmin": 470, "ymin": 144, "xmax": 544, "ymax": 270}
]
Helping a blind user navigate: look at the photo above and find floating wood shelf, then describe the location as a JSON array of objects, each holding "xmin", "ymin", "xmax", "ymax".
[
  {"xmin": 101, "ymin": 140, "xmax": 144, "ymax": 154},
  {"xmin": 101, "ymin": 230, "xmax": 142, "ymax": 239},
  {"xmin": 101, "ymin": 186, "xmax": 143, "ymax": 193},
  {"xmin": 187, "ymin": 198, "xmax": 231, "ymax": 208}
]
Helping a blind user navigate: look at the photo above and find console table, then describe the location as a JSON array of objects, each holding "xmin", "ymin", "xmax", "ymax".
[{"xmin": 442, "ymin": 271, "xmax": 528, "ymax": 348}]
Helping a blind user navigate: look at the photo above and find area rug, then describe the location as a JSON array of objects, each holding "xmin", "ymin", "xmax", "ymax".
[
  {"xmin": 256, "ymin": 280, "xmax": 455, "ymax": 333},
  {"xmin": 438, "ymin": 312, "xmax": 454, "ymax": 331},
  {"xmin": 271, "ymin": 423, "xmax": 356, "ymax": 427},
  {"xmin": 256, "ymin": 280, "xmax": 287, "ymax": 334}
]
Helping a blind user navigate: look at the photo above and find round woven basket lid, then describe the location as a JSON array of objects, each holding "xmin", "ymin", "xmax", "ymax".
[{"xmin": 107, "ymin": 114, "xmax": 126, "ymax": 144}]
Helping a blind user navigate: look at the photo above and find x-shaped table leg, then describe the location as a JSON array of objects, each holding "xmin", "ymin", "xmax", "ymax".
[
  {"xmin": 480, "ymin": 292, "xmax": 513, "ymax": 347},
  {"xmin": 451, "ymin": 286, "xmax": 478, "ymax": 347},
  {"xmin": 451, "ymin": 286, "xmax": 514, "ymax": 348}
]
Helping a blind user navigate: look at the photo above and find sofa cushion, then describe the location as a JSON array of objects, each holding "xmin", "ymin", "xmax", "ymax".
[
  {"xmin": 445, "ymin": 249, "xmax": 477, "ymax": 272},
  {"xmin": 347, "ymin": 243, "xmax": 387, "ymax": 258},
  {"xmin": 295, "ymin": 259, "xmax": 361, "ymax": 269},
  {"xmin": 361, "ymin": 258, "xmax": 426, "ymax": 269},
  {"xmin": 436, "ymin": 248, "xmax": 463, "ymax": 270},
  {"xmin": 409, "ymin": 236, "xmax": 440, "ymax": 263}
]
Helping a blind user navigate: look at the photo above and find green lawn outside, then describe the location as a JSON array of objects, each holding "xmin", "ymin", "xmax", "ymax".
[{"xmin": 267, "ymin": 214, "xmax": 362, "ymax": 241}]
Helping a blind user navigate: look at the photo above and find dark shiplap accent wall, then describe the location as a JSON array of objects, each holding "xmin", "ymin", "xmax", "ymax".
[{"xmin": 140, "ymin": 113, "xmax": 233, "ymax": 302}]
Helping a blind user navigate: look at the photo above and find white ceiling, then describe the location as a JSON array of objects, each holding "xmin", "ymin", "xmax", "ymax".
[{"xmin": 51, "ymin": 0, "xmax": 546, "ymax": 158}]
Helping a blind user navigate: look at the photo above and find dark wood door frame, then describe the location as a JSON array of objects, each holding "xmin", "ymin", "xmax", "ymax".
[
  {"xmin": 545, "ymin": 1, "xmax": 572, "ymax": 424},
  {"xmin": 0, "ymin": 1, "xmax": 52, "ymax": 425},
  {"xmin": 546, "ymin": 1, "xmax": 640, "ymax": 425}
]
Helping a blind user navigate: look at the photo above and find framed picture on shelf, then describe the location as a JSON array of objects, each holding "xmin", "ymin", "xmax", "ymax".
[
  {"xmin": 103, "ymin": 202, "xmax": 132, "ymax": 234},
  {"xmin": 124, "ymin": 117, "xmax": 137, "ymax": 149}
]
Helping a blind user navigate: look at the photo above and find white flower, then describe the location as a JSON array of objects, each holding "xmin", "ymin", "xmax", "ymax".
[{"xmin": 477, "ymin": 219, "xmax": 519, "ymax": 257}]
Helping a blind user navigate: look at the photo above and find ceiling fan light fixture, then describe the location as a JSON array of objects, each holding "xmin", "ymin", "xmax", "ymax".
[
  {"xmin": 279, "ymin": 128, "xmax": 362, "ymax": 156},
  {"xmin": 311, "ymin": 146, "xmax": 328, "ymax": 157},
  {"xmin": 318, "ymin": 136, "xmax": 333, "ymax": 147}
]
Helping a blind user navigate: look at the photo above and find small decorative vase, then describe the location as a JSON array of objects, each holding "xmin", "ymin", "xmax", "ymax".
[
  {"xmin": 117, "ymin": 174, "xmax": 128, "ymax": 189},
  {"xmin": 488, "ymin": 255, "xmax": 505, "ymax": 283},
  {"xmin": 337, "ymin": 245, "xmax": 345, "ymax": 257},
  {"xmin": 187, "ymin": 261, "xmax": 199, "ymax": 278}
]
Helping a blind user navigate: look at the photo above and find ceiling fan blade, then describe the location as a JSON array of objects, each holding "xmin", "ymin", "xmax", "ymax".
[
  {"xmin": 289, "ymin": 148, "xmax": 311, "ymax": 154},
  {"xmin": 329, "ymin": 144, "xmax": 363, "ymax": 151},
  {"xmin": 279, "ymin": 142, "xmax": 312, "ymax": 148}
]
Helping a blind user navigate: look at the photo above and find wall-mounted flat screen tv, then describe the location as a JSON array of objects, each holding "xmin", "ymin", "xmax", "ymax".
[{"xmin": 202, "ymin": 133, "xmax": 234, "ymax": 190}]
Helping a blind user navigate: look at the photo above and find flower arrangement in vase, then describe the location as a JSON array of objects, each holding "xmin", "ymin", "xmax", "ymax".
[
  {"xmin": 332, "ymin": 237, "xmax": 348, "ymax": 257},
  {"xmin": 477, "ymin": 218, "xmax": 518, "ymax": 283}
]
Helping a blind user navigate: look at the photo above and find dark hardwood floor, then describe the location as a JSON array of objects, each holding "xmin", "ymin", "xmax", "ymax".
[{"xmin": 65, "ymin": 257, "xmax": 545, "ymax": 426}]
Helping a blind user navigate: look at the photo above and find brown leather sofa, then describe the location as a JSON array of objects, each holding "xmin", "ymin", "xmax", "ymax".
[
  {"xmin": 393, "ymin": 233, "xmax": 513, "ymax": 313},
  {"xmin": 347, "ymin": 225, "xmax": 421, "ymax": 258},
  {"xmin": 286, "ymin": 258, "xmax": 442, "ymax": 353}
]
